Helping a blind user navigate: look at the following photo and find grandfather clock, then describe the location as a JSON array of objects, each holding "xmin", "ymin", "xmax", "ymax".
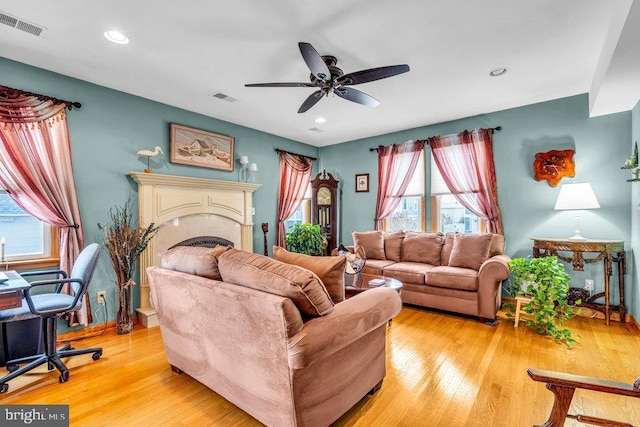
[{"xmin": 311, "ymin": 170, "xmax": 339, "ymax": 255}]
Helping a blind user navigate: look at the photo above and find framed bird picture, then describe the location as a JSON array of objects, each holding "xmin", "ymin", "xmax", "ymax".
[{"xmin": 170, "ymin": 123, "xmax": 235, "ymax": 171}]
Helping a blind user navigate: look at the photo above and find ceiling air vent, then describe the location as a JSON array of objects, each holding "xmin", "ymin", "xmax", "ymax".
[
  {"xmin": 209, "ymin": 91, "xmax": 237, "ymax": 103},
  {"xmin": 0, "ymin": 11, "xmax": 46, "ymax": 36}
]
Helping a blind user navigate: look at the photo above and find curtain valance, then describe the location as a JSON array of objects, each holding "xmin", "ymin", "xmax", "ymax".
[{"xmin": 0, "ymin": 85, "xmax": 80, "ymax": 124}]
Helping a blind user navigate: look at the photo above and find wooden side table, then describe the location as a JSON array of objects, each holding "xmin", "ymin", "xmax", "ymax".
[
  {"xmin": 531, "ymin": 238, "xmax": 625, "ymax": 326},
  {"xmin": 514, "ymin": 296, "xmax": 532, "ymax": 328}
]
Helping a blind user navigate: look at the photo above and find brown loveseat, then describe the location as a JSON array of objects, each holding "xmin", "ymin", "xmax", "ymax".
[
  {"xmin": 147, "ymin": 246, "xmax": 402, "ymax": 427},
  {"xmin": 347, "ymin": 231, "xmax": 510, "ymax": 322}
]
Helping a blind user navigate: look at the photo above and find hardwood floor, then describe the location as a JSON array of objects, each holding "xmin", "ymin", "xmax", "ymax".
[{"xmin": 3, "ymin": 306, "xmax": 640, "ymax": 426}]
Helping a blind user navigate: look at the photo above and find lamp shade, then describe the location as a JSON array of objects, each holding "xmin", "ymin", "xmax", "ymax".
[{"xmin": 554, "ymin": 182, "xmax": 600, "ymax": 211}]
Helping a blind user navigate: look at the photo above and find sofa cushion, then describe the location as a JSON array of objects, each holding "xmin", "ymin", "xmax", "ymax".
[
  {"xmin": 448, "ymin": 234, "xmax": 492, "ymax": 270},
  {"xmin": 426, "ymin": 266, "xmax": 480, "ymax": 291},
  {"xmin": 352, "ymin": 230, "xmax": 385, "ymax": 260},
  {"xmin": 161, "ymin": 245, "xmax": 231, "ymax": 280},
  {"xmin": 384, "ymin": 231, "xmax": 404, "ymax": 262},
  {"xmin": 440, "ymin": 233, "xmax": 455, "ymax": 266},
  {"xmin": 401, "ymin": 232, "xmax": 444, "ymax": 265},
  {"xmin": 382, "ymin": 262, "xmax": 436, "ymax": 285},
  {"xmin": 362, "ymin": 259, "xmax": 396, "ymax": 276},
  {"xmin": 218, "ymin": 248, "xmax": 334, "ymax": 317},
  {"xmin": 272, "ymin": 245, "xmax": 346, "ymax": 303}
]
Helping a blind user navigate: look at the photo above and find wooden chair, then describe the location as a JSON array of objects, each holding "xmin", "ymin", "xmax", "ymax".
[{"xmin": 528, "ymin": 368, "xmax": 640, "ymax": 427}]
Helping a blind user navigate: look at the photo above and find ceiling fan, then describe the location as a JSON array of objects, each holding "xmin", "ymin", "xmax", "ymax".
[{"xmin": 245, "ymin": 42, "xmax": 410, "ymax": 113}]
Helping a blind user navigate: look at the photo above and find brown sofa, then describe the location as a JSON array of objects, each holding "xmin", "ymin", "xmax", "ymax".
[
  {"xmin": 347, "ymin": 231, "xmax": 510, "ymax": 322},
  {"xmin": 147, "ymin": 246, "xmax": 402, "ymax": 427}
]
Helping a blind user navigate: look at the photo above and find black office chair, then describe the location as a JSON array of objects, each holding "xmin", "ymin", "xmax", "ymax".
[{"xmin": 0, "ymin": 243, "xmax": 103, "ymax": 393}]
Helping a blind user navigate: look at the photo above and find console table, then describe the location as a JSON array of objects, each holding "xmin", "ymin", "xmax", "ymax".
[{"xmin": 531, "ymin": 238, "xmax": 625, "ymax": 326}]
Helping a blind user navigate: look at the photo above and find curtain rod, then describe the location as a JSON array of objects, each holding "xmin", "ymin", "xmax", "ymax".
[
  {"xmin": 368, "ymin": 126, "xmax": 501, "ymax": 152},
  {"xmin": 0, "ymin": 85, "xmax": 81, "ymax": 110},
  {"xmin": 274, "ymin": 148, "xmax": 317, "ymax": 161}
]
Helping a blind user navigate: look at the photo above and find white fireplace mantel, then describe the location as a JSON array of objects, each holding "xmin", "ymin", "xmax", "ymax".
[{"xmin": 128, "ymin": 172, "xmax": 261, "ymax": 327}]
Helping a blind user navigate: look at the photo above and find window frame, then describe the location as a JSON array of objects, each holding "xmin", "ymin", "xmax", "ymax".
[
  {"xmin": 429, "ymin": 150, "xmax": 487, "ymax": 234},
  {"xmin": 0, "ymin": 190, "xmax": 60, "ymax": 270},
  {"xmin": 382, "ymin": 150, "xmax": 426, "ymax": 232},
  {"xmin": 430, "ymin": 194, "xmax": 486, "ymax": 234}
]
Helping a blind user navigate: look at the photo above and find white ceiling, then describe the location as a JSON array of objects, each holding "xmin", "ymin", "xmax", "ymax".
[{"xmin": 1, "ymin": 1, "xmax": 638, "ymax": 147}]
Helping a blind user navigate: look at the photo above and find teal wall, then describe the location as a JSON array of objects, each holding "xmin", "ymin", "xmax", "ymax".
[
  {"xmin": 631, "ymin": 100, "xmax": 640, "ymax": 320},
  {"xmin": 2, "ymin": 55, "xmax": 638, "ymax": 327},
  {"xmin": 0, "ymin": 57, "xmax": 318, "ymax": 332},
  {"xmin": 320, "ymin": 94, "xmax": 634, "ymax": 316}
]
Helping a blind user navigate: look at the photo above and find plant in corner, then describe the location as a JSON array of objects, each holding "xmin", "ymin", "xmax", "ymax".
[
  {"xmin": 285, "ymin": 223, "xmax": 324, "ymax": 256},
  {"xmin": 505, "ymin": 256, "xmax": 581, "ymax": 346},
  {"xmin": 99, "ymin": 199, "xmax": 158, "ymax": 334}
]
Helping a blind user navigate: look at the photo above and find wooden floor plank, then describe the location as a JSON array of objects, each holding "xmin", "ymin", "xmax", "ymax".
[{"xmin": 2, "ymin": 306, "xmax": 640, "ymax": 426}]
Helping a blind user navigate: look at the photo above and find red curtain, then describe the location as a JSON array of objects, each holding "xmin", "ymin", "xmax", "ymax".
[
  {"xmin": 374, "ymin": 140, "xmax": 425, "ymax": 230},
  {"xmin": 0, "ymin": 86, "xmax": 89, "ymax": 325},
  {"xmin": 276, "ymin": 151, "xmax": 313, "ymax": 247},
  {"xmin": 428, "ymin": 128, "xmax": 503, "ymax": 234}
]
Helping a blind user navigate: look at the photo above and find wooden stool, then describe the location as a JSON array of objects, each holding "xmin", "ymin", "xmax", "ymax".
[{"xmin": 514, "ymin": 296, "xmax": 532, "ymax": 327}]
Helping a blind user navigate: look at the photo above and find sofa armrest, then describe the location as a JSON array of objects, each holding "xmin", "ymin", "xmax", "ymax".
[
  {"xmin": 478, "ymin": 254, "xmax": 511, "ymax": 283},
  {"xmin": 476, "ymin": 254, "xmax": 511, "ymax": 320},
  {"xmin": 287, "ymin": 287, "xmax": 402, "ymax": 370}
]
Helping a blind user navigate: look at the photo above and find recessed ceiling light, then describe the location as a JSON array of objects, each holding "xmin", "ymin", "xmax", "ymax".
[
  {"xmin": 315, "ymin": 117, "xmax": 326, "ymax": 124},
  {"xmin": 489, "ymin": 67, "xmax": 508, "ymax": 77},
  {"xmin": 104, "ymin": 30, "xmax": 130, "ymax": 45}
]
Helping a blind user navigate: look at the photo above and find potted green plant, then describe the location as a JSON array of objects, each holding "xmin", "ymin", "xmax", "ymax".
[
  {"xmin": 285, "ymin": 223, "xmax": 324, "ymax": 255},
  {"xmin": 505, "ymin": 256, "xmax": 581, "ymax": 346}
]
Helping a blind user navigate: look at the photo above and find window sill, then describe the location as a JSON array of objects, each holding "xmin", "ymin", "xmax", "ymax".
[{"xmin": 3, "ymin": 257, "xmax": 60, "ymax": 271}]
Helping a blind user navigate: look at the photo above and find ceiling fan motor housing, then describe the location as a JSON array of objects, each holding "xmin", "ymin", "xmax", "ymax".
[{"xmin": 310, "ymin": 55, "xmax": 343, "ymax": 85}]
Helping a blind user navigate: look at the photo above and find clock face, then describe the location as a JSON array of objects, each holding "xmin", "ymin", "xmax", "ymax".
[
  {"xmin": 533, "ymin": 149, "xmax": 575, "ymax": 187},
  {"xmin": 317, "ymin": 187, "xmax": 331, "ymax": 205}
]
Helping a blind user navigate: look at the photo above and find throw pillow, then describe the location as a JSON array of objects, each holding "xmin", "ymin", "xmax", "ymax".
[
  {"xmin": 161, "ymin": 245, "xmax": 231, "ymax": 280},
  {"xmin": 440, "ymin": 233, "xmax": 455, "ymax": 266},
  {"xmin": 218, "ymin": 248, "xmax": 334, "ymax": 317},
  {"xmin": 489, "ymin": 234, "xmax": 505, "ymax": 256},
  {"xmin": 400, "ymin": 232, "xmax": 444, "ymax": 265},
  {"xmin": 384, "ymin": 231, "xmax": 404, "ymax": 262},
  {"xmin": 352, "ymin": 230, "xmax": 385, "ymax": 260},
  {"xmin": 272, "ymin": 245, "xmax": 346, "ymax": 303},
  {"xmin": 447, "ymin": 234, "xmax": 492, "ymax": 270}
]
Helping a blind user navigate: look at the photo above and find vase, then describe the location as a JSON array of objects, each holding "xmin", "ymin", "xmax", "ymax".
[{"xmin": 116, "ymin": 282, "xmax": 133, "ymax": 334}]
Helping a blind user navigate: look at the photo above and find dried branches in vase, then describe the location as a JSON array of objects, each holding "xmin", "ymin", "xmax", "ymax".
[{"xmin": 99, "ymin": 199, "xmax": 158, "ymax": 334}]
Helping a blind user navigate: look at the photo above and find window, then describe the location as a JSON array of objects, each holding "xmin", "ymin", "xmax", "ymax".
[
  {"xmin": 284, "ymin": 185, "xmax": 311, "ymax": 232},
  {"xmin": 430, "ymin": 155, "xmax": 484, "ymax": 234},
  {"xmin": 0, "ymin": 191, "xmax": 58, "ymax": 268},
  {"xmin": 384, "ymin": 151, "xmax": 425, "ymax": 232}
]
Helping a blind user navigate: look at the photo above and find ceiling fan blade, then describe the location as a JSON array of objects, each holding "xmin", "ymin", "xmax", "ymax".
[
  {"xmin": 299, "ymin": 42, "xmax": 331, "ymax": 82},
  {"xmin": 337, "ymin": 64, "xmax": 410, "ymax": 86},
  {"xmin": 245, "ymin": 82, "xmax": 316, "ymax": 88},
  {"xmin": 298, "ymin": 90, "xmax": 324, "ymax": 113},
  {"xmin": 334, "ymin": 87, "xmax": 379, "ymax": 107}
]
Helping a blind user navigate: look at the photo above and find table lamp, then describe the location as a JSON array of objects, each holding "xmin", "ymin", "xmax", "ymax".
[{"xmin": 554, "ymin": 182, "xmax": 600, "ymax": 241}]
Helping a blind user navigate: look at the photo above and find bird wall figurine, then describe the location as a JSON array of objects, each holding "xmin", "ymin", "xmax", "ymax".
[{"xmin": 137, "ymin": 146, "xmax": 164, "ymax": 173}]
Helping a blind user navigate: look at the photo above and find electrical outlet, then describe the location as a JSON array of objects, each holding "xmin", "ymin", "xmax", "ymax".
[
  {"xmin": 584, "ymin": 279, "xmax": 594, "ymax": 294},
  {"xmin": 97, "ymin": 291, "xmax": 106, "ymax": 304}
]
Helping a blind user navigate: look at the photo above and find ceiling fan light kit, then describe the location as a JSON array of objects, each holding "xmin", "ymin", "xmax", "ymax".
[{"xmin": 246, "ymin": 42, "xmax": 410, "ymax": 113}]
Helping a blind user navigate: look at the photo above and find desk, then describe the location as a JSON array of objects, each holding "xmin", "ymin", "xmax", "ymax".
[
  {"xmin": 0, "ymin": 270, "xmax": 30, "ymax": 310},
  {"xmin": 0, "ymin": 271, "xmax": 41, "ymax": 366},
  {"xmin": 531, "ymin": 238, "xmax": 625, "ymax": 326}
]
